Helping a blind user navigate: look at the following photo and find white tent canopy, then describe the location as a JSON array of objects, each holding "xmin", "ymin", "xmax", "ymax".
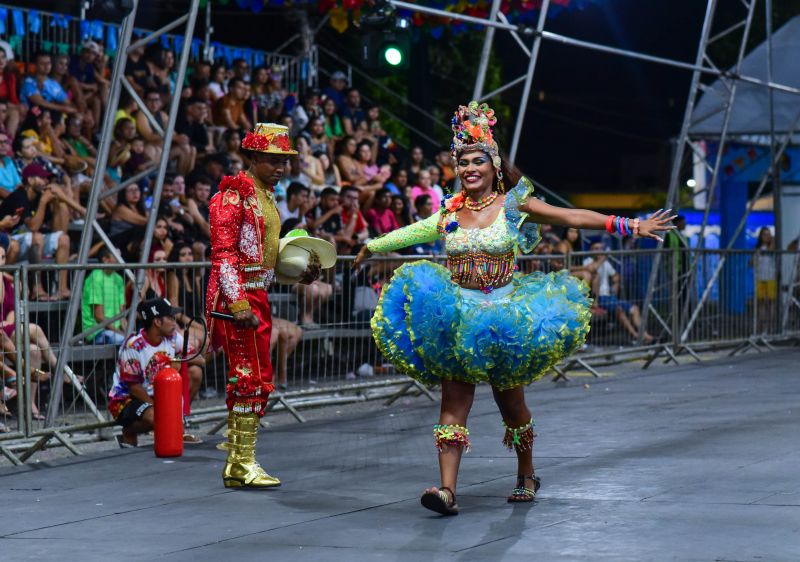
[{"xmin": 690, "ymin": 15, "xmax": 800, "ymax": 137}]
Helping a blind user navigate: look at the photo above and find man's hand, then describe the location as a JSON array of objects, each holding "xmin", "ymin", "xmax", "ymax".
[
  {"xmin": 0, "ymin": 214, "xmax": 20, "ymax": 231},
  {"xmin": 298, "ymin": 251, "xmax": 321, "ymax": 285},
  {"xmin": 233, "ymin": 309, "xmax": 260, "ymax": 329},
  {"xmin": 39, "ymin": 188, "xmax": 55, "ymax": 206}
]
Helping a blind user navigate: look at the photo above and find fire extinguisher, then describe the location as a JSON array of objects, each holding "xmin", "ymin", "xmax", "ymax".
[{"xmin": 153, "ymin": 366, "xmax": 183, "ymax": 458}]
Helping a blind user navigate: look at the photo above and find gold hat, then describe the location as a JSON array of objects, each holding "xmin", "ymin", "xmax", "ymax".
[{"xmin": 241, "ymin": 123, "xmax": 298, "ymax": 155}]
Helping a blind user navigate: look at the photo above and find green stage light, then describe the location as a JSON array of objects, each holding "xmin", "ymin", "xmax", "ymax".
[{"xmin": 383, "ymin": 46, "xmax": 403, "ymax": 66}]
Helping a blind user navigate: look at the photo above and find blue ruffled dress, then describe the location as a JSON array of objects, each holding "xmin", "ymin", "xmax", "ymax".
[{"xmin": 368, "ymin": 178, "xmax": 592, "ymax": 390}]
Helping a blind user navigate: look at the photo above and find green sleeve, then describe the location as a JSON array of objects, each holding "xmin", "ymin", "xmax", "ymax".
[{"xmin": 367, "ymin": 213, "xmax": 441, "ymax": 254}]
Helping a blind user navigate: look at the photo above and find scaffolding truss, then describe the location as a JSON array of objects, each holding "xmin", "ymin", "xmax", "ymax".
[
  {"xmin": 387, "ymin": 0, "xmax": 800, "ymax": 359},
  {"xmin": 45, "ymin": 0, "xmax": 202, "ymax": 427}
]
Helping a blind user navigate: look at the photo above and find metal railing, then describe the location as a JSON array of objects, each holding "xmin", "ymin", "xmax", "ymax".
[
  {"xmin": 0, "ymin": 4, "xmax": 312, "ymax": 94},
  {"xmin": 1, "ymin": 248, "xmax": 798, "ymax": 463}
]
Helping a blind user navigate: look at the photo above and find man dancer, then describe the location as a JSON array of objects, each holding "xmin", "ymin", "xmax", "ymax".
[{"xmin": 207, "ymin": 123, "xmax": 320, "ymax": 488}]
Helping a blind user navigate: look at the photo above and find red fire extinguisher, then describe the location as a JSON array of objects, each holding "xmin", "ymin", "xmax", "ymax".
[{"xmin": 153, "ymin": 367, "xmax": 183, "ymax": 458}]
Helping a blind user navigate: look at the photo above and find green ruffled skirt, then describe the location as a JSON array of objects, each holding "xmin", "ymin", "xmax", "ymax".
[{"xmin": 371, "ymin": 261, "xmax": 592, "ymax": 390}]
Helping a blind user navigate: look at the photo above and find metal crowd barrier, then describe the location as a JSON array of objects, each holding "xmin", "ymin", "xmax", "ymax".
[{"xmin": 1, "ymin": 248, "xmax": 798, "ymax": 463}]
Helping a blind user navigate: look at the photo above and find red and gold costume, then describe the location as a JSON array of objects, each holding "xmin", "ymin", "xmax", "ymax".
[
  {"xmin": 206, "ymin": 170, "xmax": 281, "ymax": 415},
  {"xmin": 206, "ymin": 123, "xmax": 297, "ymax": 489}
]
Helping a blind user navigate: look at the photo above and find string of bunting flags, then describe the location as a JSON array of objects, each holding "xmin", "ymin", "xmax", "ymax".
[{"xmin": 209, "ymin": 0, "xmax": 598, "ymax": 35}]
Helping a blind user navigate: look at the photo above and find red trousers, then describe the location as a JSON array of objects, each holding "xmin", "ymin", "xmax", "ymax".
[{"xmin": 211, "ymin": 290, "xmax": 274, "ymax": 416}]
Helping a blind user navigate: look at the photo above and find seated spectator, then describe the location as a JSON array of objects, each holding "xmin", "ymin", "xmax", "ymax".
[
  {"xmin": 404, "ymin": 145, "xmax": 428, "ymax": 185},
  {"xmin": 250, "ymin": 65, "xmax": 280, "ymax": 123},
  {"xmin": 307, "ymin": 186, "xmax": 342, "ymax": 245},
  {"xmin": 150, "ymin": 216, "xmax": 174, "ymax": 262},
  {"xmin": 410, "ymin": 169, "xmax": 442, "ymax": 214},
  {"xmin": 219, "ymin": 128, "xmax": 244, "ymax": 170},
  {"xmin": 212, "ymin": 77, "xmax": 251, "ymax": 131},
  {"xmin": 555, "ymin": 227, "xmax": 592, "ymax": 284},
  {"xmin": 13, "ymin": 134, "xmax": 65, "ymax": 186},
  {"xmin": 336, "ymin": 137, "xmax": 382, "ymax": 205},
  {"xmin": 130, "ymin": 245, "xmax": 168, "ymax": 303},
  {"xmin": 316, "ymin": 150, "xmax": 341, "ymax": 187},
  {"xmin": 199, "ymin": 152, "xmax": 229, "ymax": 195},
  {"xmin": 410, "ymin": 194, "xmax": 443, "ymax": 256},
  {"xmin": 177, "ymin": 97, "xmax": 214, "ymax": 156},
  {"xmin": 291, "ymin": 89, "xmax": 322, "ymax": 136},
  {"xmin": 271, "ymin": 317, "xmax": 303, "ymax": 390},
  {"xmin": 107, "ymin": 298, "xmax": 204, "ymax": 447},
  {"xmin": 69, "ymin": 40, "xmax": 108, "ymax": 127},
  {"xmin": 295, "ymin": 136, "xmax": 325, "ymax": 188},
  {"xmin": 184, "ymin": 173, "xmax": 211, "ymax": 257},
  {"xmin": 0, "ymin": 132, "xmax": 21, "ymax": 197},
  {"xmin": 322, "ymin": 70, "xmax": 348, "ymax": 110},
  {"xmin": 365, "ymin": 188, "xmax": 399, "ymax": 236},
  {"xmin": 340, "ymin": 88, "xmax": 365, "ymax": 136},
  {"xmin": 20, "ymin": 51, "xmax": 77, "ymax": 115},
  {"xmin": 0, "ymin": 50, "xmax": 21, "ymax": 136},
  {"xmin": 0, "ymin": 164, "xmax": 75, "ymax": 300},
  {"xmin": 134, "ymin": 45, "xmax": 170, "ymax": 99},
  {"xmin": 307, "ymin": 117, "xmax": 330, "ymax": 158},
  {"xmin": 428, "ymin": 164, "xmax": 445, "ymax": 192},
  {"xmin": 435, "ymin": 149, "xmax": 456, "ymax": 182},
  {"xmin": 109, "ymin": 184, "xmax": 146, "ymax": 261},
  {"xmin": 19, "ymin": 106, "xmax": 65, "ymax": 161},
  {"xmin": 50, "ymin": 54, "xmax": 84, "ymax": 114},
  {"xmin": 137, "ymin": 88, "xmax": 196, "ymax": 175},
  {"xmin": 157, "ymin": 175, "xmax": 192, "ymax": 241},
  {"xmin": 385, "ymin": 168, "xmax": 409, "ymax": 197},
  {"xmin": 280, "ymin": 218, "xmax": 333, "ymax": 329},
  {"xmin": 108, "ymin": 118, "xmax": 137, "ymax": 183},
  {"xmin": 62, "ymin": 113, "xmax": 98, "ymax": 173},
  {"xmin": 0, "ymin": 242, "xmax": 67, "ymax": 421},
  {"xmin": 277, "ymin": 182, "xmax": 310, "ymax": 225},
  {"xmin": 357, "ymin": 139, "xmax": 390, "ymax": 187},
  {"xmin": 82, "ymin": 247, "xmax": 127, "ymax": 345},
  {"xmin": 391, "ymin": 194, "xmax": 413, "ymax": 229},
  {"xmin": 167, "ymin": 242, "xmax": 206, "ymax": 352},
  {"xmin": 122, "ymin": 136, "xmax": 152, "ymax": 179},
  {"xmin": 322, "ymin": 97, "xmax": 343, "ymax": 141},
  {"xmin": 231, "ymin": 57, "xmax": 251, "ymax": 81},
  {"xmin": 337, "ymin": 185, "xmax": 368, "ymax": 254},
  {"xmin": 583, "ymin": 243, "xmax": 654, "ymax": 343},
  {"xmin": 207, "ymin": 63, "xmax": 227, "ymax": 101}
]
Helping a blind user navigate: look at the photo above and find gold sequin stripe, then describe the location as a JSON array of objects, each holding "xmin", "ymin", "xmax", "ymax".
[
  {"xmin": 502, "ymin": 419, "xmax": 536, "ymax": 452},
  {"xmin": 433, "ymin": 423, "xmax": 471, "ymax": 453},
  {"xmin": 447, "ymin": 250, "xmax": 515, "ymax": 288}
]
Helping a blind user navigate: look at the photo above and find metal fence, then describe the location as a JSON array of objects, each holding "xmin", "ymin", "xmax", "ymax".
[
  {"xmin": 1, "ymin": 248, "xmax": 798, "ymax": 463},
  {"xmin": 0, "ymin": 4, "xmax": 313, "ymax": 94}
]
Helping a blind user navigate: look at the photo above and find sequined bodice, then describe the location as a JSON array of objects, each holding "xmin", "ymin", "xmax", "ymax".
[
  {"xmin": 444, "ymin": 209, "xmax": 514, "ymax": 256},
  {"xmin": 443, "ymin": 208, "xmax": 516, "ymax": 290}
]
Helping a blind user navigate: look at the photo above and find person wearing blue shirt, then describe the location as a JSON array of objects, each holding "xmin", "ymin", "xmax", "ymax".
[
  {"xmin": 0, "ymin": 132, "xmax": 20, "ymax": 197},
  {"xmin": 19, "ymin": 52, "xmax": 76, "ymax": 115}
]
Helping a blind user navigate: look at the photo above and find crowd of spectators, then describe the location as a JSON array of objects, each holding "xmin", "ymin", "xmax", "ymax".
[{"xmin": 0, "ymin": 40, "xmax": 678, "ymax": 430}]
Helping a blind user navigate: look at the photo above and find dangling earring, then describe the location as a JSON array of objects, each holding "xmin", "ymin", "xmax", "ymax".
[{"xmin": 496, "ymin": 170, "xmax": 505, "ymax": 194}]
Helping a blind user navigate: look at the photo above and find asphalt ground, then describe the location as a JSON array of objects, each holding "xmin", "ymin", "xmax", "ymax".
[{"xmin": 1, "ymin": 349, "xmax": 799, "ymax": 561}]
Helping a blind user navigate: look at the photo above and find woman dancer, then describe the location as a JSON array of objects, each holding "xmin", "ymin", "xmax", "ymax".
[{"xmin": 354, "ymin": 102, "xmax": 674, "ymax": 515}]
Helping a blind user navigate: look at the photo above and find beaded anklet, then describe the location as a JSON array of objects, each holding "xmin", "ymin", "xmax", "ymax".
[
  {"xmin": 502, "ymin": 419, "xmax": 536, "ymax": 452},
  {"xmin": 433, "ymin": 424, "xmax": 471, "ymax": 453}
]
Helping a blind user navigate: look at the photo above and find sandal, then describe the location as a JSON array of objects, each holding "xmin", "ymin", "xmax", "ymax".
[
  {"xmin": 420, "ymin": 486, "xmax": 459, "ymax": 516},
  {"xmin": 507, "ymin": 474, "xmax": 541, "ymax": 503}
]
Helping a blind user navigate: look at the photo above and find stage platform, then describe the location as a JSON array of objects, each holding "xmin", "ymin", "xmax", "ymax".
[{"xmin": 2, "ymin": 350, "xmax": 799, "ymax": 561}]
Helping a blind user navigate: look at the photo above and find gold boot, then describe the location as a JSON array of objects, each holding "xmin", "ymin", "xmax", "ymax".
[{"xmin": 222, "ymin": 411, "xmax": 281, "ymax": 488}]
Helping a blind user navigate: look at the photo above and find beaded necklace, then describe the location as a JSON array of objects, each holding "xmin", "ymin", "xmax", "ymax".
[{"xmin": 464, "ymin": 191, "xmax": 497, "ymax": 211}]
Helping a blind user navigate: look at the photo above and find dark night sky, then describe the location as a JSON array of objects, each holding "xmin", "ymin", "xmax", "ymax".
[{"xmin": 16, "ymin": 1, "xmax": 781, "ymax": 193}]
